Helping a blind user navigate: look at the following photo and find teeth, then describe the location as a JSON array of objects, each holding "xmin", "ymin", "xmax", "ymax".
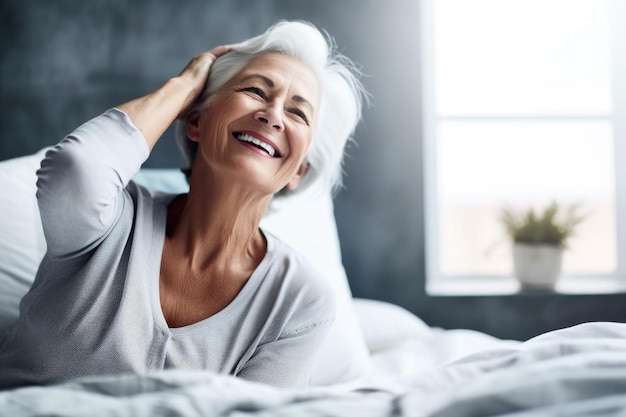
[{"xmin": 236, "ymin": 133, "xmax": 277, "ymax": 157}]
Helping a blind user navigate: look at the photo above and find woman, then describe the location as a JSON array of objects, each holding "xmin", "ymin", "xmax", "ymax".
[{"xmin": 0, "ymin": 21, "xmax": 365, "ymax": 389}]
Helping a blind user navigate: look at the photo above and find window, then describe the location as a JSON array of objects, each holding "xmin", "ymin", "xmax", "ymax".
[{"xmin": 421, "ymin": 0, "xmax": 626, "ymax": 294}]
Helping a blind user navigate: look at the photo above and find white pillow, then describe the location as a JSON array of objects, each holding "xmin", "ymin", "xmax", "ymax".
[
  {"xmin": 0, "ymin": 152, "xmax": 370, "ymax": 386},
  {"xmin": 353, "ymin": 298, "xmax": 432, "ymax": 353},
  {"xmin": 0, "ymin": 149, "xmax": 48, "ymax": 332}
]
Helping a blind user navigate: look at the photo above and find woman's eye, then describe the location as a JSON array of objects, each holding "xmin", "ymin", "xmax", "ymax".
[
  {"xmin": 241, "ymin": 87, "xmax": 266, "ymax": 99},
  {"xmin": 289, "ymin": 108, "xmax": 310, "ymax": 125}
]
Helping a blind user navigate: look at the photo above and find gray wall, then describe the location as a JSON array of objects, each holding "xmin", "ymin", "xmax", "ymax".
[{"xmin": 2, "ymin": 0, "xmax": 624, "ymax": 341}]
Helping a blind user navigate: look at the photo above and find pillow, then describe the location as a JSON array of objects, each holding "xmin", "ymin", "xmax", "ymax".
[
  {"xmin": 0, "ymin": 149, "xmax": 48, "ymax": 332},
  {"xmin": 353, "ymin": 298, "xmax": 432, "ymax": 353},
  {"xmin": 0, "ymin": 152, "xmax": 370, "ymax": 386}
]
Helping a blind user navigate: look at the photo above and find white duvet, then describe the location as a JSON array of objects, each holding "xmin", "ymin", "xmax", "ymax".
[{"xmin": 2, "ymin": 299, "xmax": 625, "ymax": 417}]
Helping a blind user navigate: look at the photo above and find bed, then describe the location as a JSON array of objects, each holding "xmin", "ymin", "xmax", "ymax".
[{"xmin": 1, "ymin": 150, "xmax": 625, "ymax": 416}]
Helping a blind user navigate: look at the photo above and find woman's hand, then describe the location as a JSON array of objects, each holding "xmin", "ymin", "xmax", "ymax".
[
  {"xmin": 176, "ymin": 45, "xmax": 232, "ymax": 118},
  {"xmin": 116, "ymin": 45, "xmax": 231, "ymax": 151}
]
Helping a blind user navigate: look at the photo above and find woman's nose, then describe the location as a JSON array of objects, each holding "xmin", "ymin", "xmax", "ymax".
[{"xmin": 254, "ymin": 107, "xmax": 284, "ymax": 131}]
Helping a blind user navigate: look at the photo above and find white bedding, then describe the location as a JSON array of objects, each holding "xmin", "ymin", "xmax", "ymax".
[
  {"xmin": 1, "ymin": 151, "xmax": 626, "ymax": 416},
  {"xmin": 2, "ymin": 315, "xmax": 625, "ymax": 417}
]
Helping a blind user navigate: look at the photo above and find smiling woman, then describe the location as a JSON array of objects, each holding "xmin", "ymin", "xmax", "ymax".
[
  {"xmin": 0, "ymin": 20, "xmax": 367, "ymax": 390},
  {"xmin": 184, "ymin": 52, "xmax": 320, "ymax": 198},
  {"xmin": 176, "ymin": 21, "xmax": 365, "ymax": 199}
]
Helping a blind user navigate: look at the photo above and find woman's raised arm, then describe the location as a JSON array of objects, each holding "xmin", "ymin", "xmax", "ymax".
[{"xmin": 117, "ymin": 45, "xmax": 231, "ymax": 151}]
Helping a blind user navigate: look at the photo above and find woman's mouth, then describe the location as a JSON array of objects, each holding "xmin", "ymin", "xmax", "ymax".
[{"xmin": 234, "ymin": 132, "xmax": 281, "ymax": 158}]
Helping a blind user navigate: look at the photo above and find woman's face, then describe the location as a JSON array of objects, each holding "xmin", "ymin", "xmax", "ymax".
[{"xmin": 187, "ymin": 52, "xmax": 320, "ymax": 195}]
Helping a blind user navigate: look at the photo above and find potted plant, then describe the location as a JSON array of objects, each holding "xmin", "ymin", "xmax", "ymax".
[{"xmin": 500, "ymin": 201, "xmax": 585, "ymax": 290}]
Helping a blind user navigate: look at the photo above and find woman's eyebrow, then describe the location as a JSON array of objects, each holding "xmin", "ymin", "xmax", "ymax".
[
  {"xmin": 241, "ymin": 74, "xmax": 275, "ymax": 88},
  {"xmin": 241, "ymin": 74, "xmax": 314, "ymax": 114}
]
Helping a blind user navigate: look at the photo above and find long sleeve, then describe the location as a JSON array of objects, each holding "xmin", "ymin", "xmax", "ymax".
[{"xmin": 36, "ymin": 109, "xmax": 150, "ymax": 257}]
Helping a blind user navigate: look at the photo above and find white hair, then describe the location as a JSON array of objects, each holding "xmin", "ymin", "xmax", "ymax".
[{"xmin": 175, "ymin": 20, "xmax": 367, "ymax": 199}]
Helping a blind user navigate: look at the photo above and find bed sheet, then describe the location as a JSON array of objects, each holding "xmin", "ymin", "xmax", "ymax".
[{"xmin": 1, "ymin": 301, "xmax": 625, "ymax": 417}]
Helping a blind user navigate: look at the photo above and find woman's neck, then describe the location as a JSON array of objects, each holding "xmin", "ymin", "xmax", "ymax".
[{"xmin": 165, "ymin": 179, "xmax": 270, "ymax": 276}]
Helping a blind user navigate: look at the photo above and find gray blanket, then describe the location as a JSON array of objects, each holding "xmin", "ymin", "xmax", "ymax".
[{"xmin": 2, "ymin": 322, "xmax": 626, "ymax": 417}]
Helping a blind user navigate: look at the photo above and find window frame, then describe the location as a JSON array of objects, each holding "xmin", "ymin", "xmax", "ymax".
[{"xmin": 421, "ymin": 0, "xmax": 626, "ymax": 295}]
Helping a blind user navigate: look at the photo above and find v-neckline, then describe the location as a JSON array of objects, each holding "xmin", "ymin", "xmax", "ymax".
[{"xmin": 147, "ymin": 192, "xmax": 275, "ymax": 335}]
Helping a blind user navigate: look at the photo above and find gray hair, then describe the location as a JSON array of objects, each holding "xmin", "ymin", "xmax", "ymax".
[{"xmin": 175, "ymin": 20, "xmax": 367, "ymax": 199}]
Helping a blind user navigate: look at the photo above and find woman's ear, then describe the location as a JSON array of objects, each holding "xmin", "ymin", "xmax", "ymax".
[
  {"xmin": 286, "ymin": 161, "xmax": 309, "ymax": 190},
  {"xmin": 185, "ymin": 110, "xmax": 201, "ymax": 142}
]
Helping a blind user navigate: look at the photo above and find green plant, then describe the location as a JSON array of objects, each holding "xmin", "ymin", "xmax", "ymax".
[{"xmin": 501, "ymin": 201, "xmax": 585, "ymax": 249}]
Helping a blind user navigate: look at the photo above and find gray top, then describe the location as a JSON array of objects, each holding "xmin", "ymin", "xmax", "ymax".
[{"xmin": 0, "ymin": 109, "xmax": 335, "ymax": 389}]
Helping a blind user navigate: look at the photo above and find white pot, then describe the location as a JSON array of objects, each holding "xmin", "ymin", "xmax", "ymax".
[{"xmin": 512, "ymin": 243, "xmax": 563, "ymax": 290}]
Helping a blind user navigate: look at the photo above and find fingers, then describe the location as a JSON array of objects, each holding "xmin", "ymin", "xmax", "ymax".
[
  {"xmin": 176, "ymin": 45, "xmax": 233, "ymax": 119},
  {"xmin": 206, "ymin": 44, "xmax": 233, "ymax": 61},
  {"xmin": 180, "ymin": 45, "xmax": 232, "ymax": 79},
  {"xmin": 188, "ymin": 45, "xmax": 232, "ymax": 71}
]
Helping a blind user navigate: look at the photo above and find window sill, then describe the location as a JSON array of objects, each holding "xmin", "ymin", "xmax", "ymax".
[{"xmin": 427, "ymin": 275, "xmax": 626, "ymax": 296}]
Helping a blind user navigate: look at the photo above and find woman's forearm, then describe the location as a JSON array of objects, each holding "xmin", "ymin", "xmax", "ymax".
[{"xmin": 116, "ymin": 76, "xmax": 195, "ymax": 151}]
